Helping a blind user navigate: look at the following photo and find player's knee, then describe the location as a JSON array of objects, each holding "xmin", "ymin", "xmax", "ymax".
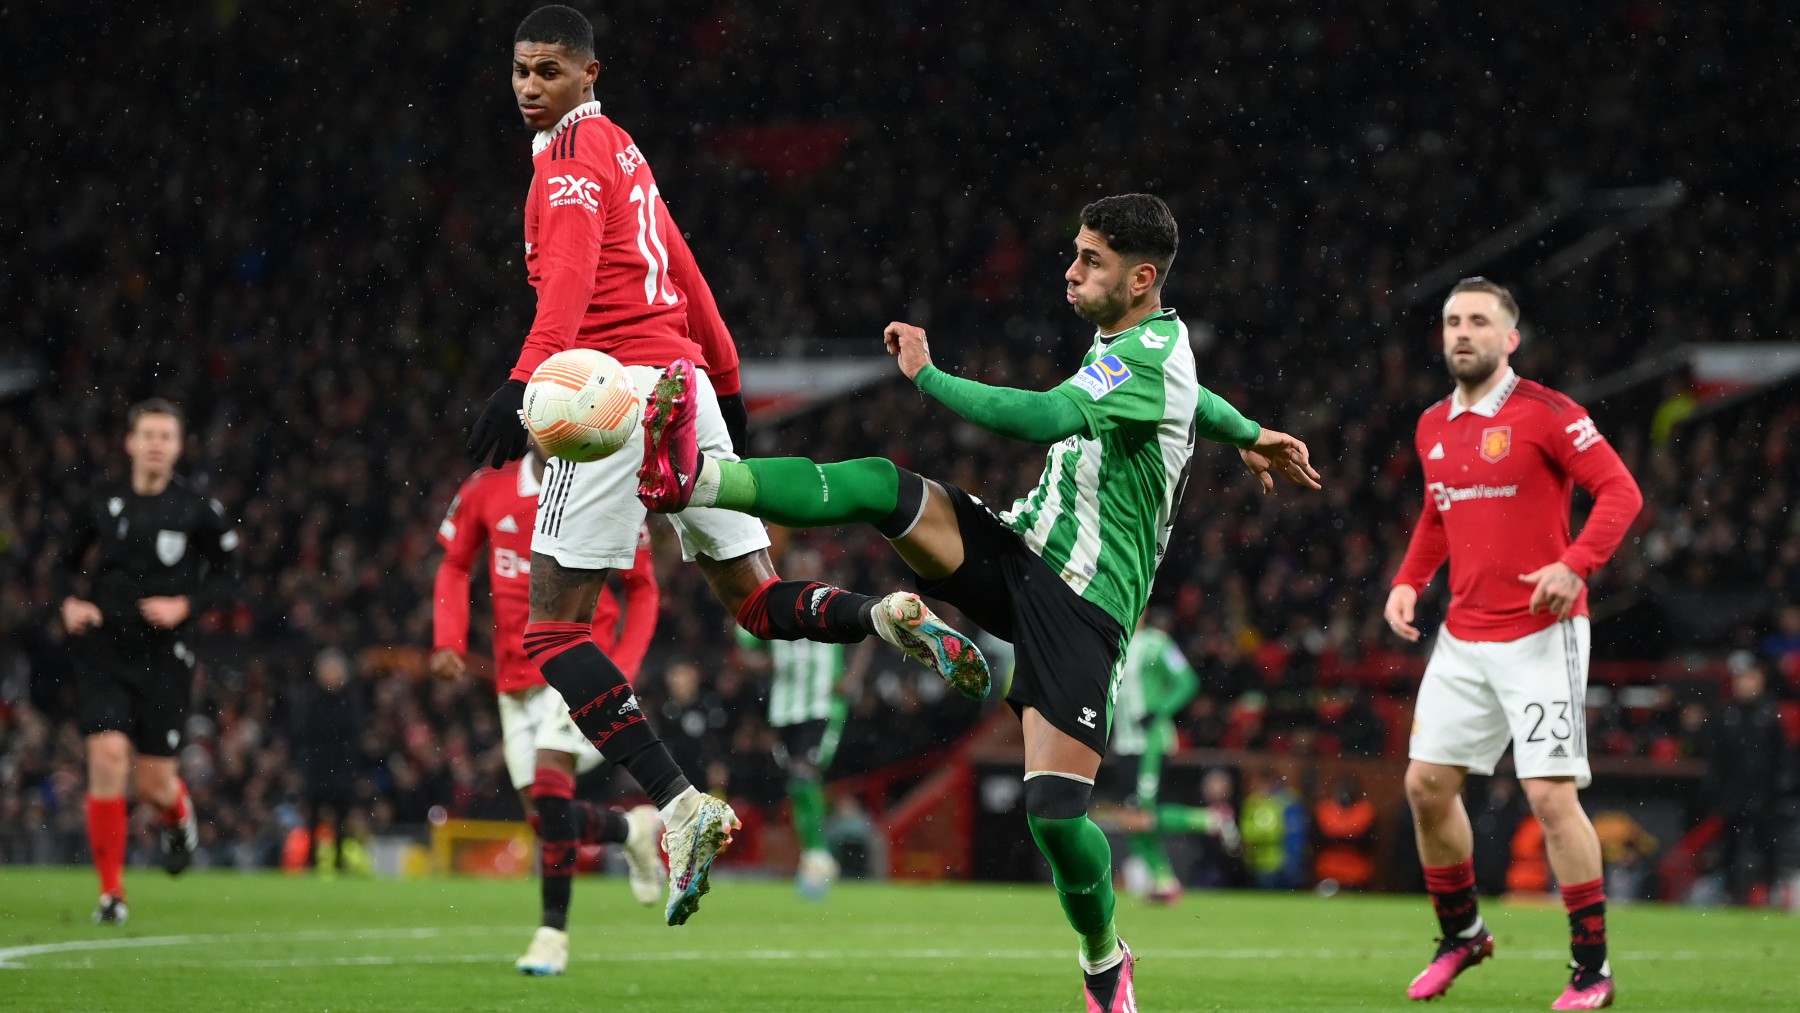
[
  {"xmin": 1403, "ymin": 764, "xmax": 1458, "ymax": 815},
  {"xmin": 1023, "ymin": 772, "xmax": 1093, "ymax": 821},
  {"xmin": 1521, "ymin": 777, "xmax": 1581, "ymax": 828}
]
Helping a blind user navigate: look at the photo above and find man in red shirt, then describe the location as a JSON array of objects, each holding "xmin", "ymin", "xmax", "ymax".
[
  {"xmin": 1384, "ymin": 277, "xmax": 1642, "ymax": 1009},
  {"xmin": 432, "ymin": 440, "xmax": 664, "ymax": 976},
  {"xmin": 463, "ymin": 5, "xmax": 985, "ymax": 929}
]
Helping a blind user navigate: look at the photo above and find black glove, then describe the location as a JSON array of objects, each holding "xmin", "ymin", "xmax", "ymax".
[
  {"xmin": 718, "ymin": 391, "xmax": 749, "ymax": 453},
  {"xmin": 467, "ymin": 380, "xmax": 528, "ymax": 467}
]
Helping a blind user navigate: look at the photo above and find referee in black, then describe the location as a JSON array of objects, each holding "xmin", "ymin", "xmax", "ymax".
[{"xmin": 55, "ymin": 398, "xmax": 239, "ymax": 925}]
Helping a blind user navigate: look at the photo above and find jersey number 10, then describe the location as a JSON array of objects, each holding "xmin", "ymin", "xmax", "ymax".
[{"xmin": 629, "ymin": 184, "xmax": 679, "ymax": 307}]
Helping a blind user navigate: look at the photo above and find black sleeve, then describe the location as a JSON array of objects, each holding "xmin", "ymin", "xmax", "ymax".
[
  {"xmin": 190, "ymin": 497, "xmax": 241, "ymax": 613},
  {"xmin": 52, "ymin": 494, "xmax": 99, "ymax": 604}
]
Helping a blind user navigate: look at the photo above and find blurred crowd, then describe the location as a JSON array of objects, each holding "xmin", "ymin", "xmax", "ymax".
[{"xmin": 3, "ymin": 2, "xmax": 1797, "ymax": 870}]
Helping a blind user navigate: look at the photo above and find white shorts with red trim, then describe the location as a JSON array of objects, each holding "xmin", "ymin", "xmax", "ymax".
[
  {"xmin": 1409, "ymin": 617, "xmax": 1592, "ymax": 788},
  {"xmin": 532, "ymin": 364, "xmax": 769, "ymax": 570},
  {"xmin": 498, "ymin": 684, "xmax": 604, "ymax": 791}
]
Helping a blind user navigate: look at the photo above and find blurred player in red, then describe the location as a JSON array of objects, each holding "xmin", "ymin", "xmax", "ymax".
[
  {"xmin": 1384, "ymin": 278, "xmax": 1642, "ymax": 1009},
  {"xmin": 432, "ymin": 436, "xmax": 664, "ymax": 976},
  {"xmin": 463, "ymin": 4, "xmax": 983, "ymax": 928}
]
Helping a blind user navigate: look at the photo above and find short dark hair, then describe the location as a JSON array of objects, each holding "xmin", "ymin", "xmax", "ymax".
[
  {"xmin": 1445, "ymin": 276, "xmax": 1520, "ymax": 326},
  {"xmin": 1080, "ymin": 194, "xmax": 1179, "ymax": 279},
  {"xmin": 127, "ymin": 397, "xmax": 183, "ymax": 434},
  {"xmin": 515, "ymin": 5, "xmax": 595, "ymax": 58}
]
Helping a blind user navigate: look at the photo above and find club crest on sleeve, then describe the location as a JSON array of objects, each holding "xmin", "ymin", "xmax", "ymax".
[
  {"xmin": 1072, "ymin": 355, "xmax": 1132, "ymax": 401},
  {"xmin": 1479, "ymin": 426, "xmax": 1511, "ymax": 463}
]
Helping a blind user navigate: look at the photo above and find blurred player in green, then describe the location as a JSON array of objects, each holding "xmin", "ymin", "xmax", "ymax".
[
  {"xmin": 734, "ymin": 546, "xmax": 860, "ymax": 899},
  {"xmin": 1110, "ymin": 610, "xmax": 1239, "ymax": 905}
]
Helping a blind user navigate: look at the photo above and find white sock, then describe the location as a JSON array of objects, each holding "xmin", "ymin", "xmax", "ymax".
[
  {"xmin": 1456, "ymin": 916, "xmax": 1487, "ymax": 939},
  {"xmin": 1079, "ymin": 942, "xmax": 1124, "ymax": 976},
  {"xmin": 689, "ymin": 457, "xmax": 722, "ymax": 508},
  {"xmin": 658, "ymin": 786, "xmax": 697, "ymax": 828}
]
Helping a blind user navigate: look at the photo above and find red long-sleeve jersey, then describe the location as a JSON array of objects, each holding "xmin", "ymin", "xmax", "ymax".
[
  {"xmin": 433, "ymin": 460, "xmax": 660, "ymax": 691},
  {"xmin": 1391, "ymin": 369, "xmax": 1644, "ymax": 641},
  {"xmin": 509, "ymin": 101, "xmax": 741, "ymax": 396}
]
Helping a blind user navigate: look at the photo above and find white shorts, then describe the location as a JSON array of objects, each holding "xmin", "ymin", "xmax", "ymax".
[
  {"xmin": 1409, "ymin": 617, "xmax": 1592, "ymax": 788},
  {"xmin": 532, "ymin": 364, "xmax": 769, "ymax": 569},
  {"xmin": 497, "ymin": 684, "xmax": 604, "ymax": 791}
]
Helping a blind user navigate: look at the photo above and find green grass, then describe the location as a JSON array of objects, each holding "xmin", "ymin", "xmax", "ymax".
[{"xmin": 0, "ymin": 868, "xmax": 1793, "ymax": 1011}]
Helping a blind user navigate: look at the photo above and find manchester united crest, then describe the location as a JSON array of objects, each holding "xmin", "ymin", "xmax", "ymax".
[{"xmin": 1479, "ymin": 426, "xmax": 1512, "ymax": 463}]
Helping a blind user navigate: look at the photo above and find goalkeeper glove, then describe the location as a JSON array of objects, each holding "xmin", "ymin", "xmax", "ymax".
[
  {"xmin": 718, "ymin": 391, "xmax": 749, "ymax": 453},
  {"xmin": 467, "ymin": 380, "xmax": 528, "ymax": 467}
]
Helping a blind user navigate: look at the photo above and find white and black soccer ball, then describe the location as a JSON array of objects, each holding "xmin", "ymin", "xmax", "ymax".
[{"xmin": 522, "ymin": 348, "xmax": 642, "ymax": 463}]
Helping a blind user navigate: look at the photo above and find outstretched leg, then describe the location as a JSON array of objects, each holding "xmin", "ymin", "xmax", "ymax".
[{"xmin": 642, "ymin": 358, "xmax": 986, "ymax": 698}]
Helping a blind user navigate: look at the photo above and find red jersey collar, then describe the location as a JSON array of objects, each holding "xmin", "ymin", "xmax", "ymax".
[
  {"xmin": 1446, "ymin": 366, "xmax": 1519, "ymax": 420},
  {"xmin": 531, "ymin": 100, "xmax": 605, "ymax": 156}
]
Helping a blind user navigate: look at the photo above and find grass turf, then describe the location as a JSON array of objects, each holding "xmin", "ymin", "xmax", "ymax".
[{"xmin": 0, "ymin": 868, "xmax": 1793, "ymax": 1011}]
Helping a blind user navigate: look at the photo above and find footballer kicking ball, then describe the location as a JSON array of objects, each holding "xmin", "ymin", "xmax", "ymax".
[{"xmin": 522, "ymin": 348, "xmax": 642, "ymax": 462}]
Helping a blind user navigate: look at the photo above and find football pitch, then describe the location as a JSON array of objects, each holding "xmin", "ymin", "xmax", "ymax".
[{"xmin": 0, "ymin": 869, "xmax": 1792, "ymax": 1012}]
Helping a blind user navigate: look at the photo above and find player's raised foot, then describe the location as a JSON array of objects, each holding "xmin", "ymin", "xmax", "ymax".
[
  {"xmin": 869, "ymin": 592, "xmax": 990, "ymax": 701},
  {"xmin": 1407, "ymin": 925, "xmax": 1494, "ymax": 1000},
  {"xmin": 796, "ymin": 848, "xmax": 838, "ymax": 901},
  {"xmin": 622, "ymin": 804, "xmax": 666, "ymax": 906},
  {"xmin": 514, "ymin": 925, "xmax": 568, "ymax": 976},
  {"xmin": 1551, "ymin": 962, "xmax": 1615, "ymax": 1010},
  {"xmin": 1082, "ymin": 941, "xmax": 1136, "ymax": 1013},
  {"xmin": 661, "ymin": 789, "xmax": 740, "ymax": 926},
  {"xmin": 92, "ymin": 893, "xmax": 128, "ymax": 926},
  {"xmin": 637, "ymin": 357, "xmax": 702, "ymax": 513},
  {"xmin": 161, "ymin": 803, "xmax": 198, "ymax": 876}
]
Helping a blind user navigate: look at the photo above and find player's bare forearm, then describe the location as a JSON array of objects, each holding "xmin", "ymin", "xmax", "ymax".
[{"xmin": 1238, "ymin": 429, "xmax": 1323, "ymax": 495}]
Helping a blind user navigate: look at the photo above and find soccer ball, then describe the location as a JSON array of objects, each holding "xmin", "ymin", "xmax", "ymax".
[{"xmin": 522, "ymin": 349, "xmax": 642, "ymax": 462}]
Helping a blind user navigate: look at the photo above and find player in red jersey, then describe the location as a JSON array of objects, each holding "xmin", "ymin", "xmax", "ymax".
[
  {"xmin": 463, "ymin": 6, "xmax": 985, "ymax": 927},
  {"xmin": 431, "ymin": 439, "xmax": 665, "ymax": 976},
  {"xmin": 1383, "ymin": 278, "xmax": 1642, "ymax": 1009}
]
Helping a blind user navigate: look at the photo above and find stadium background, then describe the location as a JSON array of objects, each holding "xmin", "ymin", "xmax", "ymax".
[{"xmin": 2, "ymin": 2, "xmax": 1796, "ymax": 907}]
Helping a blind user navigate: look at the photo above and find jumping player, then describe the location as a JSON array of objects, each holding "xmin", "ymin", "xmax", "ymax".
[
  {"xmin": 638, "ymin": 194, "xmax": 1320, "ymax": 1010},
  {"xmin": 464, "ymin": 5, "xmax": 985, "ymax": 926}
]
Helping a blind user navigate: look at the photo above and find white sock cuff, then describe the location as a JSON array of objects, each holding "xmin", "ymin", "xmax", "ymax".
[{"xmin": 1024, "ymin": 770, "xmax": 1096, "ymax": 785}]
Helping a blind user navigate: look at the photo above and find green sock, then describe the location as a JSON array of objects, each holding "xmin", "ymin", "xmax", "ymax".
[
  {"xmin": 1027, "ymin": 813, "xmax": 1118, "ymax": 963},
  {"xmin": 1129, "ymin": 831, "xmax": 1175, "ymax": 885},
  {"xmin": 788, "ymin": 777, "xmax": 827, "ymax": 852},
  {"xmin": 713, "ymin": 457, "xmax": 900, "ymax": 529},
  {"xmin": 1155, "ymin": 803, "xmax": 1218, "ymax": 834}
]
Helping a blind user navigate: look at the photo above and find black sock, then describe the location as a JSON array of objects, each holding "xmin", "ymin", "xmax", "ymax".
[
  {"xmin": 537, "ymin": 642, "xmax": 692, "ymax": 809},
  {"xmin": 1569, "ymin": 900, "xmax": 1607, "ymax": 971},
  {"xmin": 536, "ymin": 795, "xmax": 575, "ymax": 931},
  {"xmin": 1083, "ymin": 960, "xmax": 1125, "ymax": 1007},
  {"xmin": 575, "ymin": 802, "xmax": 631, "ymax": 845},
  {"xmin": 758, "ymin": 580, "xmax": 877, "ymax": 643}
]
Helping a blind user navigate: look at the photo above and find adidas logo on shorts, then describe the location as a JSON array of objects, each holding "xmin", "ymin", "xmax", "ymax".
[{"xmin": 1548, "ymin": 744, "xmax": 1568, "ymax": 758}]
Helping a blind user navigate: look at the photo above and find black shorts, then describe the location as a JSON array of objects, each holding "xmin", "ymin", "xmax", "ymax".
[
  {"xmin": 776, "ymin": 718, "xmax": 833, "ymax": 773},
  {"xmin": 71, "ymin": 633, "xmax": 194, "ymax": 757},
  {"xmin": 911, "ymin": 483, "xmax": 1128, "ymax": 756}
]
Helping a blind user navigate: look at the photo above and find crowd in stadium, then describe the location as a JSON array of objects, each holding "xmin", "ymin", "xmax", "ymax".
[{"xmin": 2, "ymin": 2, "xmax": 1795, "ymax": 890}]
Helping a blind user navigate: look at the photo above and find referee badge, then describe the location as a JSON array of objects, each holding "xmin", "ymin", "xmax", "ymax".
[{"xmin": 156, "ymin": 530, "xmax": 188, "ymax": 566}]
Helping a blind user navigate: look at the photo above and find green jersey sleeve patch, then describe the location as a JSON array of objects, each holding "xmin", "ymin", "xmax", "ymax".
[{"xmin": 1070, "ymin": 355, "xmax": 1133, "ymax": 400}]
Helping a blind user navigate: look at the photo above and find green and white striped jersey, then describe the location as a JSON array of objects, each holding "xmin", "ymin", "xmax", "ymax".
[
  {"xmin": 1001, "ymin": 308, "xmax": 1200, "ymax": 631},
  {"xmin": 736, "ymin": 626, "xmax": 843, "ymax": 728},
  {"xmin": 1110, "ymin": 626, "xmax": 1199, "ymax": 757}
]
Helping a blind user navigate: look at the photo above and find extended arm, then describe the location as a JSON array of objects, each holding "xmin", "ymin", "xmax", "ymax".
[{"xmin": 913, "ymin": 364, "xmax": 1088, "ymax": 445}]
